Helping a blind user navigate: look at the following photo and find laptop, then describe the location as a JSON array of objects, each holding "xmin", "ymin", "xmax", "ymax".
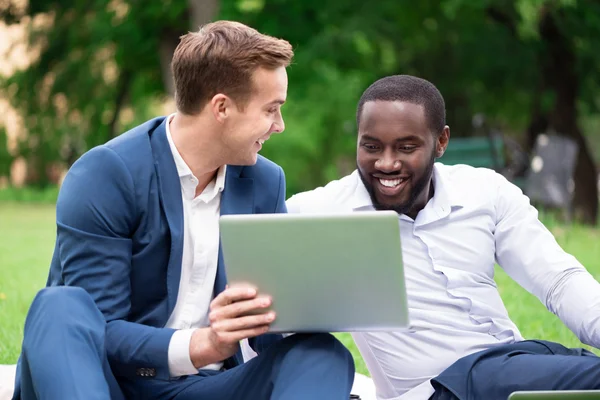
[
  {"xmin": 219, "ymin": 211, "xmax": 409, "ymax": 333},
  {"xmin": 509, "ymin": 391, "xmax": 600, "ymax": 399}
]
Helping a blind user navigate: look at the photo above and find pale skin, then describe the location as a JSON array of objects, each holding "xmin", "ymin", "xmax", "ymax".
[
  {"xmin": 170, "ymin": 66, "xmax": 287, "ymax": 197},
  {"xmin": 169, "ymin": 65, "xmax": 288, "ymax": 368}
]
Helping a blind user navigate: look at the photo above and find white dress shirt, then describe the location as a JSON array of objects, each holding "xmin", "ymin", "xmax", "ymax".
[
  {"xmin": 286, "ymin": 163, "xmax": 600, "ymax": 400},
  {"xmin": 164, "ymin": 114, "xmax": 227, "ymax": 377}
]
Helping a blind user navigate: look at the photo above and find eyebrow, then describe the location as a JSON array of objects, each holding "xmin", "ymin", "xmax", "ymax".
[
  {"xmin": 266, "ymin": 99, "xmax": 286, "ymax": 106},
  {"xmin": 360, "ymin": 134, "xmax": 381, "ymax": 142},
  {"xmin": 360, "ymin": 134, "xmax": 424, "ymax": 143}
]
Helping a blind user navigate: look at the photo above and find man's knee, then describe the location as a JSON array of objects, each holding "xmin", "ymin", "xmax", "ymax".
[
  {"xmin": 33, "ymin": 286, "xmax": 92, "ymax": 306},
  {"xmin": 309, "ymin": 333, "xmax": 353, "ymax": 357},
  {"xmin": 290, "ymin": 333, "xmax": 354, "ymax": 368},
  {"xmin": 26, "ymin": 286, "xmax": 100, "ymax": 330}
]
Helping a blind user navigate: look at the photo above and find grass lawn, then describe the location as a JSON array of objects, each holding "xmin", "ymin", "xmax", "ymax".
[{"xmin": 1, "ymin": 202, "xmax": 600, "ymax": 377}]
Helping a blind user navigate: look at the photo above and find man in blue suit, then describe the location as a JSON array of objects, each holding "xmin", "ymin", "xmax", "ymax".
[{"xmin": 14, "ymin": 21, "xmax": 355, "ymax": 400}]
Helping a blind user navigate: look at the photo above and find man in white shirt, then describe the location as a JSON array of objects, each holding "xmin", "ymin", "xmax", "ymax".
[
  {"xmin": 13, "ymin": 21, "xmax": 354, "ymax": 400},
  {"xmin": 287, "ymin": 75, "xmax": 600, "ymax": 400}
]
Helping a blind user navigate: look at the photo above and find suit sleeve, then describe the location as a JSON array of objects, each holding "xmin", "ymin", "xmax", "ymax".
[{"xmin": 56, "ymin": 146, "xmax": 175, "ymax": 380}]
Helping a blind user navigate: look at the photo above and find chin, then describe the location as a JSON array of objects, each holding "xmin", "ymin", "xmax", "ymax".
[
  {"xmin": 371, "ymin": 191, "xmax": 412, "ymax": 213},
  {"xmin": 375, "ymin": 201, "xmax": 405, "ymax": 211},
  {"xmin": 234, "ymin": 153, "xmax": 259, "ymax": 166}
]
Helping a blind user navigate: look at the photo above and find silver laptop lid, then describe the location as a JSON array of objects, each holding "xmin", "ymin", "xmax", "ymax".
[{"xmin": 219, "ymin": 211, "xmax": 409, "ymax": 333}]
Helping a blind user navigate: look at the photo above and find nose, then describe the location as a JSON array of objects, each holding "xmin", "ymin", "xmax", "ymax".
[
  {"xmin": 271, "ymin": 113, "xmax": 285, "ymax": 134},
  {"xmin": 375, "ymin": 152, "xmax": 401, "ymax": 172}
]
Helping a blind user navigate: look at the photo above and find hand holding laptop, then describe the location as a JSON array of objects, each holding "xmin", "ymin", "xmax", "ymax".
[{"xmin": 189, "ymin": 285, "xmax": 275, "ymax": 368}]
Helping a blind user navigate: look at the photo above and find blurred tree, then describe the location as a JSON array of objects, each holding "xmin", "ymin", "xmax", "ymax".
[
  {"xmin": 0, "ymin": 0, "xmax": 218, "ymax": 186},
  {"xmin": 481, "ymin": 0, "xmax": 600, "ymax": 223},
  {"xmin": 0, "ymin": 126, "xmax": 12, "ymax": 179},
  {"xmin": 1, "ymin": 0, "xmax": 598, "ymax": 222},
  {"xmin": 226, "ymin": 0, "xmax": 599, "ymax": 222}
]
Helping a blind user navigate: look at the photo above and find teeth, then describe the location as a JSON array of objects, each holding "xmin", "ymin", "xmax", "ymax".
[
  {"xmin": 258, "ymin": 139, "xmax": 265, "ymax": 145},
  {"xmin": 379, "ymin": 178, "xmax": 405, "ymax": 187}
]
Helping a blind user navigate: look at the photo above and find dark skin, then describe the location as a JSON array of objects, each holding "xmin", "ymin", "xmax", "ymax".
[{"xmin": 357, "ymin": 101, "xmax": 450, "ymax": 219}]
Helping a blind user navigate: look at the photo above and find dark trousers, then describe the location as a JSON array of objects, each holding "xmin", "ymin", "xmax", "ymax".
[
  {"xmin": 430, "ymin": 339, "xmax": 600, "ymax": 400},
  {"xmin": 14, "ymin": 286, "xmax": 355, "ymax": 400}
]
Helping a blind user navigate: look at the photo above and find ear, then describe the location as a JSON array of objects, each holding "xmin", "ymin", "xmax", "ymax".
[
  {"xmin": 435, "ymin": 126, "xmax": 450, "ymax": 158},
  {"xmin": 210, "ymin": 93, "xmax": 232, "ymax": 123}
]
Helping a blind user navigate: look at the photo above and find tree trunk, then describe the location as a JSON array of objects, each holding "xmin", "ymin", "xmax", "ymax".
[
  {"xmin": 108, "ymin": 69, "xmax": 132, "ymax": 139},
  {"xmin": 525, "ymin": 81, "xmax": 548, "ymax": 152},
  {"xmin": 532, "ymin": 5, "xmax": 598, "ymax": 224},
  {"xmin": 159, "ymin": 0, "xmax": 220, "ymax": 97}
]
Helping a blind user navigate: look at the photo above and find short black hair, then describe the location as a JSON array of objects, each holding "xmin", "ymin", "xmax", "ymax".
[{"xmin": 356, "ymin": 75, "xmax": 446, "ymax": 135}]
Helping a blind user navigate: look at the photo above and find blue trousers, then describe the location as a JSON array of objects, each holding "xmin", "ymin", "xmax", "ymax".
[
  {"xmin": 14, "ymin": 287, "xmax": 355, "ymax": 400},
  {"xmin": 14, "ymin": 287, "xmax": 124, "ymax": 400},
  {"xmin": 430, "ymin": 339, "xmax": 600, "ymax": 400}
]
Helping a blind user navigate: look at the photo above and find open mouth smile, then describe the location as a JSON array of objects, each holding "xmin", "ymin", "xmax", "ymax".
[{"xmin": 374, "ymin": 176, "xmax": 409, "ymax": 196}]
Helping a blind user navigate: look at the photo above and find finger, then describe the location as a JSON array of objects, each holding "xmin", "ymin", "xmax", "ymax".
[
  {"xmin": 210, "ymin": 295, "xmax": 272, "ymax": 321},
  {"xmin": 211, "ymin": 286, "xmax": 257, "ymax": 309},
  {"xmin": 212, "ymin": 311, "xmax": 276, "ymax": 333},
  {"xmin": 215, "ymin": 325, "xmax": 271, "ymax": 345}
]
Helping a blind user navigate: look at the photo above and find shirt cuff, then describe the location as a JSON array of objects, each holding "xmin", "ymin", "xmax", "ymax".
[{"xmin": 168, "ymin": 329, "xmax": 198, "ymax": 377}]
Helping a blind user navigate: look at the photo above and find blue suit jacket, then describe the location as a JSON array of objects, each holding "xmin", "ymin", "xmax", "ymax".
[{"xmin": 45, "ymin": 116, "xmax": 285, "ymax": 380}]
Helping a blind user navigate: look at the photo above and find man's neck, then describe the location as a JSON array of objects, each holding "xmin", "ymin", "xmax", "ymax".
[
  {"xmin": 405, "ymin": 178, "xmax": 435, "ymax": 220},
  {"xmin": 169, "ymin": 112, "xmax": 224, "ymax": 194}
]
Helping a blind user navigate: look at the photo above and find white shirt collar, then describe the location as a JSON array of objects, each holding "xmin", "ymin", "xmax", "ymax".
[
  {"xmin": 350, "ymin": 164, "xmax": 464, "ymax": 223},
  {"xmin": 350, "ymin": 172, "xmax": 375, "ymax": 211},
  {"xmin": 165, "ymin": 113, "xmax": 226, "ymax": 198}
]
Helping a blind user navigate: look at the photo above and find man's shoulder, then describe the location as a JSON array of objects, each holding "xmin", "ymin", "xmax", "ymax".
[
  {"xmin": 437, "ymin": 162, "xmax": 505, "ymax": 187},
  {"xmin": 435, "ymin": 163, "xmax": 513, "ymax": 204},
  {"xmin": 436, "ymin": 162, "xmax": 500, "ymax": 180},
  {"xmin": 252, "ymin": 154, "xmax": 283, "ymax": 176},
  {"xmin": 103, "ymin": 117, "xmax": 165, "ymax": 158},
  {"xmin": 73, "ymin": 117, "xmax": 165, "ymax": 172},
  {"xmin": 286, "ymin": 172, "xmax": 359, "ymax": 213}
]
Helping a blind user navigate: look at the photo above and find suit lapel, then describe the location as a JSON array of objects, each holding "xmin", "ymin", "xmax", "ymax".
[
  {"xmin": 214, "ymin": 166, "xmax": 254, "ymax": 295},
  {"xmin": 150, "ymin": 118, "xmax": 185, "ymax": 316},
  {"xmin": 150, "ymin": 119, "xmax": 255, "ymax": 318}
]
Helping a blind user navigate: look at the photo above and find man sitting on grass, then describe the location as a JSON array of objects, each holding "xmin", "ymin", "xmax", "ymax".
[
  {"xmin": 287, "ymin": 74, "xmax": 600, "ymax": 400},
  {"xmin": 13, "ymin": 20, "xmax": 354, "ymax": 400}
]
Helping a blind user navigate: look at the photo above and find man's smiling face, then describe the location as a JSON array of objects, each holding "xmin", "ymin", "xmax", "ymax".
[{"xmin": 356, "ymin": 100, "xmax": 447, "ymax": 219}]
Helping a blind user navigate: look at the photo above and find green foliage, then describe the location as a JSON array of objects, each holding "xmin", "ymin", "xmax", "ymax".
[
  {"xmin": 0, "ymin": 0, "xmax": 188, "ymax": 185},
  {"xmin": 224, "ymin": 0, "xmax": 600, "ymax": 199},
  {"xmin": 261, "ymin": 68, "xmax": 364, "ymax": 194},
  {"xmin": 1, "ymin": 0, "xmax": 599, "ymax": 196}
]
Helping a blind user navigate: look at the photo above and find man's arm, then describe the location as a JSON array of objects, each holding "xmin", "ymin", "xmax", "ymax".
[
  {"xmin": 494, "ymin": 173, "xmax": 600, "ymax": 348},
  {"xmin": 56, "ymin": 146, "xmax": 177, "ymax": 379}
]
